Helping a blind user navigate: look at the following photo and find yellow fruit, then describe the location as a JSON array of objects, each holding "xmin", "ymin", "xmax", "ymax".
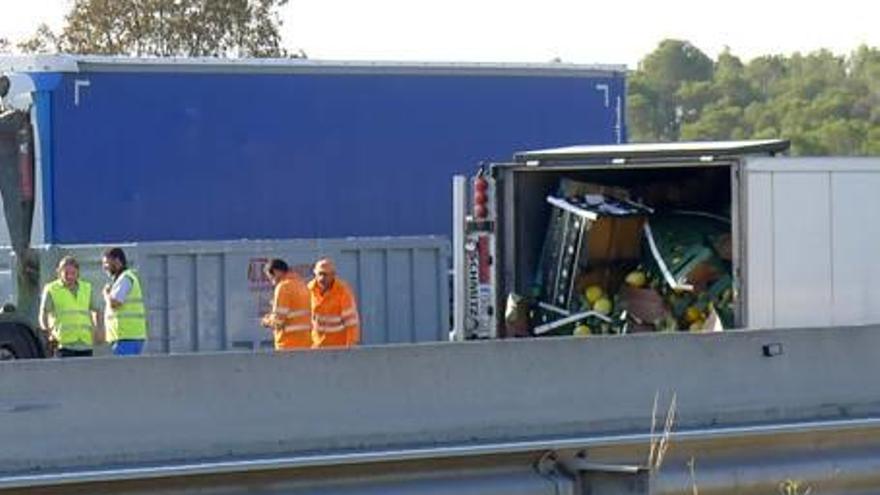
[
  {"xmin": 593, "ymin": 297, "xmax": 613, "ymax": 315},
  {"xmin": 585, "ymin": 285, "xmax": 604, "ymax": 305},
  {"xmin": 689, "ymin": 320, "xmax": 705, "ymax": 332},
  {"xmin": 685, "ymin": 306, "xmax": 703, "ymax": 323},
  {"xmin": 625, "ymin": 270, "xmax": 647, "ymax": 288},
  {"xmin": 573, "ymin": 324, "xmax": 591, "ymax": 337}
]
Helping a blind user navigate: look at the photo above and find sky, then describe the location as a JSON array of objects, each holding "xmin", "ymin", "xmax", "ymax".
[{"xmin": 1, "ymin": 0, "xmax": 879, "ymax": 69}]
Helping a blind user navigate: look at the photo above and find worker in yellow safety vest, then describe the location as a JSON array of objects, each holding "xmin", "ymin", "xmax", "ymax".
[
  {"xmin": 308, "ymin": 258, "xmax": 360, "ymax": 348},
  {"xmin": 102, "ymin": 247, "xmax": 148, "ymax": 356},
  {"xmin": 39, "ymin": 256, "xmax": 101, "ymax": 358},
  {"xmin": 260, "ymin": 258, "xmax": 313, "ymax": 350}
]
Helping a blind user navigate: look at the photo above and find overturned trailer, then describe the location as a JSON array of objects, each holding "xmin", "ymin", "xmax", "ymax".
[{"xmin": 453, "ymin": 140, "xmax": 880, "ymax": 339}]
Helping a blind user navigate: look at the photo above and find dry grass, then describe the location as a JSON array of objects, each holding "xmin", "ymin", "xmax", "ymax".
[
  {"xmin": 647, "ymin": 391, "xmax": 677, "ymax": 471},
  {"xmin": 779, "ymin": 479, "xmax": 812, "ymax": 495}
]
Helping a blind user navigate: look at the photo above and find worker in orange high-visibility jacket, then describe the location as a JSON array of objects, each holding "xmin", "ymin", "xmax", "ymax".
[
  {"xmin": 308, "ymin": 258, "xmax": 360, "ymax": 348},
  {"xmin": 260, "ymin": 258, "xmax": 312, "ymax": 350}
]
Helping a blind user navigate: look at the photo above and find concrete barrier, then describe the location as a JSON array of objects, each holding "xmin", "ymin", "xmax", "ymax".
[{"xmin": 2, "ymin": 325, "xmax": 880, "ymax": 476}]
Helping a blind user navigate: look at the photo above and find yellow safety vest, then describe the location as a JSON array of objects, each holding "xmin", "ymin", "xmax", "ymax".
[
  {"xmin": 46, "ymin": 279, "xmax": 93, "ymax": 350},
  {"xmin": 106, "ymin": 269, "xmax": 147, "ymax": 342}
]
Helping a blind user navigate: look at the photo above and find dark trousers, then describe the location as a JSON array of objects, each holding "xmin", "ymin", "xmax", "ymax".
[{"xmin": 56, "ymin": 348, "xmax": 93, "ymax": 358}]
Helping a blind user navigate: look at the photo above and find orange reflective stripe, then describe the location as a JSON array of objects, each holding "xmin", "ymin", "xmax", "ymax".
[
  {"xmin": 340, "ymin": 306, "xmax": 358, "ymax": 328},
  {"xmin": 276, "ymin": 307, "xmax": 310, "ymax": 317},
  {"xmin": 315, "ymin": 315, "xmax": 342, "ymax": 323},
  {"xmin": 283, "ymin": 323, "xmax": 312, "ymax": 332},
  {"xmin": 316, "ymin": 323, "xmax": 346, "ymax": 333}
]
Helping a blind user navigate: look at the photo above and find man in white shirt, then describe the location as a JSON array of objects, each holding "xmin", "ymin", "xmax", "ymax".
[{"xmin": 102, "ymin": 248, "xmax": 148, "ymax": 356}]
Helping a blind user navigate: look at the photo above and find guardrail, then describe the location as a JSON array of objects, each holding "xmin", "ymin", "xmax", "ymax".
[
  {"xmin": 5, "ymin": 416, "xmax": 880, "ymax": 494},
  {"xmin": 4, "ymin": 325, "xmax": 880, "ymax": 493}
]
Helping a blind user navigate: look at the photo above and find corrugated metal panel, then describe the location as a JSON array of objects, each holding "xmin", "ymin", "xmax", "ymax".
[
  {"xmin": 29, "ymin": 237, "xmax": 449, "ymax": 352},
  {"xmin": 744, "ymin": 171, "xmax": 775, "ymax": 329},
  {"xmin": 772, "ymin": 172, "xmax": 833, "ymax": 327},
  {"xmin": 745, "ymin": 157, "xmax": 880, "ymax": 329},
  {"xmin": 831, "ymin": 172, "xmax": 880, "ymax": 325},
  {"xmin": 41, "ymin": 69, "xmax": 623, "ymax": 243}
]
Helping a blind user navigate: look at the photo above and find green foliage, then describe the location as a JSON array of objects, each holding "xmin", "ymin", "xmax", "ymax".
[
  {"xmin": 16, "ymin": 24, "xmax": 60, "ymax": 54},
  {"xmin": 628, "ymin": 40, "xmax": 880, "ymax": 155},
  {"xmin": 629, "ymin": 40, "xmax": 714, "ymax": 141},
  {"xmin": 16, "ymin": 0, "xmax": 293, "ymax": 58}
]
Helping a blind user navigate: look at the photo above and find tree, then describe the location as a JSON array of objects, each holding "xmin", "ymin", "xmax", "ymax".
[
  {"xmin": 866, "ymin": 127, "xmax": 880, "ymax": 154},
  {"xmin": 16, "ymin": 23, "xmax": 60, "ymax": 54},
  {"xmin": 626, "ymin": 77, "xmax": 664, "ymax": 141},
  {"xmin": 712, "ymin": 50, "xmax": 757, "ymax": 108},
  {"xmin": 0, "ymin": 37, "xmax": 11, "ymax": 53},
  {"xmin": 746, "ymin": 55, "xmax": 787, "ymax": 98},
  {"xmin": 628, "ymin": 40, "xmax": 880, "ymax": 155},
  {"xmin": 849, "ymin": 46, "xmax": 880, "ymax": 125},
  {"xmin": 627, "ymin": 39, "xmax": 714, "ymax": 142},
  {"xmin": 20, "ymin": 0, "xmax": 293, "ymax": 58},
  {"xmin": 638, "ymin": 39, "xmax": 714, "ymax": 95}
]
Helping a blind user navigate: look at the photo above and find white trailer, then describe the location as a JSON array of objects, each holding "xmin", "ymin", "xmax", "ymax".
[{"xmin": 453, "ymin": 140, "xmax": 880, "ymax": 339}]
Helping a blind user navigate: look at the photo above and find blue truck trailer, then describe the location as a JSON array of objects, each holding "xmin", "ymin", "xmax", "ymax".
[
  {"xmin": 0, "ymin": 56, "xmax": 626, "ymax": 356},
  {"xmin": 1, "ymin": 56, "xmax": 626, "ymax": 244}
]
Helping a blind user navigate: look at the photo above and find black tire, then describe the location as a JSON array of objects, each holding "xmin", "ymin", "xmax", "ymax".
[{"xmin": 0, "ymin": 321, "xmax": 45, "ymax": 360}]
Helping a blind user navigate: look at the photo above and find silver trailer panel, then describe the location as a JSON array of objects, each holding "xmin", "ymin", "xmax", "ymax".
[{"xmin": 744, "ymin": 157, "xmax": 880, "ymax": 329}]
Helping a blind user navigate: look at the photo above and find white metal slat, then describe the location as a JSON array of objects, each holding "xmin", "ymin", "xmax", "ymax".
[
  {"xmin": 745, "ymin": 171, "xmax": 775, "ymax": 329},
  {"xmin": 772, "ymin": 172, "xmax": 833, "ymax": 328},
  {"xmin": 831, "ymin": 173, "xmax": 880, "ymax": 326}
]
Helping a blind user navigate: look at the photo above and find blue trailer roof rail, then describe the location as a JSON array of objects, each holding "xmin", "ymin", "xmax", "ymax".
[{"xmin": 2, "ymin": 55, "xmax": 627, "ymax": 77}]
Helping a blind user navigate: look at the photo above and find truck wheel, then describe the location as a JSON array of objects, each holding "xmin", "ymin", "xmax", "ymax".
[{"xmin": 0, "ymin": 322, "xmax": 45, "ymax": 360}]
